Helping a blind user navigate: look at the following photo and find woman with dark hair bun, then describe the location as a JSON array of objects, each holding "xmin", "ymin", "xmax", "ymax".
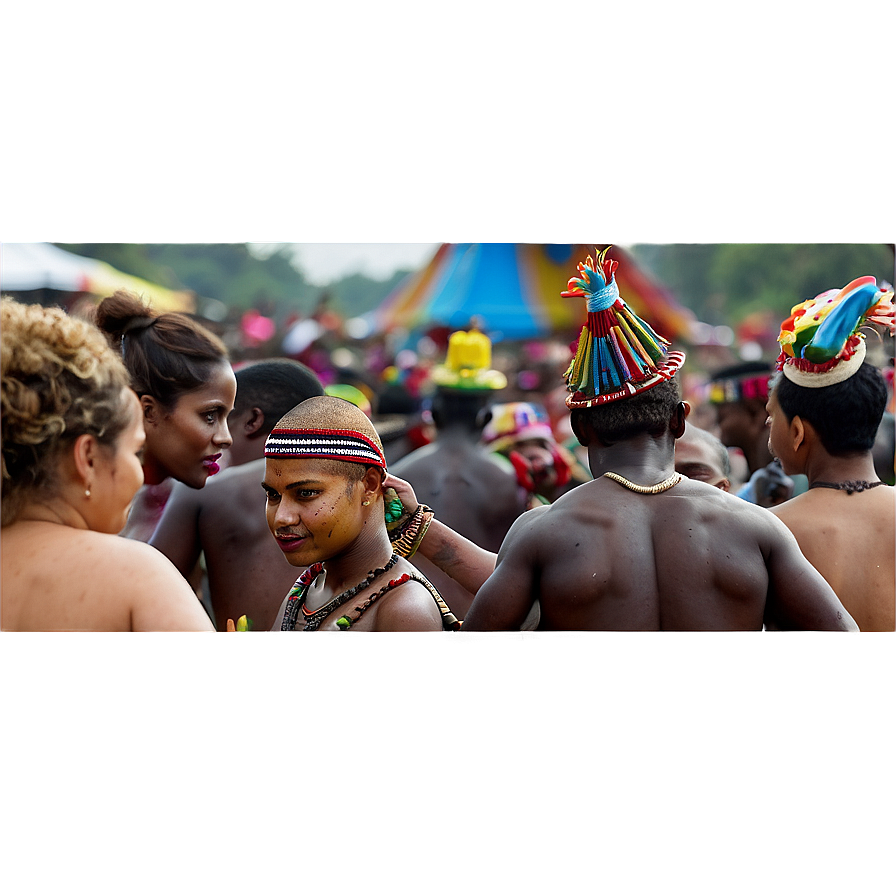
[
  {"xmin": 95, "ymin": 290, "xmax": 237, "ymax": 540},
  {"xmin": 0, "ymin": 297, "xmax": 214, "ymax": 631}
]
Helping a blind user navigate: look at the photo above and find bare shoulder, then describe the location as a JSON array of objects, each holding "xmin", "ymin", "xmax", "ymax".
[
  {"xmin": 373, "ymin": 576, "xmax": 444, "ymax": 631},
  {"xmin": 204, "ymin": 461, "xmax": 267, "ymax": 508},
  {"xmin": 100, "ymin": 534, "xmax": 196, "ymax": 584},
  {"xmin": 494, "ymin": 503, "xmax": 554, "ymax": 554},
  {"xmin": 773, "ymin": 485, "xmax": 895, "ymax": 537},
  {"xmin": 117, "ymin": 538, "xmax": 214, "ymax": 631},
  {"xmin": 768, "ymin": 490, "xmax": 818, "ymax": 529}
]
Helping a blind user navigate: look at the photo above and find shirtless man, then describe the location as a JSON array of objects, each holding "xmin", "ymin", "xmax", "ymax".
[
  {"xmin": 674, "ymin": 422, "xmax": 731, "ymax": 491},
  {"xmin": 390, "ymin": 329, "xmax": 527, "ymax": 620},
  {"xmin": 390, "ymin": 250, "xmax": 857, "ymax": 631},
  {"xmin": 707, "ymin": 361, "xmax": 775, "ymax": 476},
  {"xmin": 766, "ymin": 276, "xmax": 895, "ymax": 631},
  {"xmin": 150, "ymin": 358, "xmax": 324, "ymax": 630}
]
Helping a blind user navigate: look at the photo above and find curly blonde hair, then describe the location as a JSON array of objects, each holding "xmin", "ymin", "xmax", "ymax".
[{"xmin": 1, "ymin": 298, "xmax": 133, "ymax": 526}]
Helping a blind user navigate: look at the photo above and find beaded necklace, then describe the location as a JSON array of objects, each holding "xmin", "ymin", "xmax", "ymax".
[
  {"xmin": 809, "ymin": 479, "xmax": 886, "ymax": 495},
  {"xmin": 281, "ymin": 553, "xmax": 400, "ymax": 631},
  {"xmin": 602, "ymin": 471, "xmax": 683, "ymax": 494}
]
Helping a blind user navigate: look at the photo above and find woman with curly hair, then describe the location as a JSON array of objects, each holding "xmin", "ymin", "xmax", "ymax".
[
  {"xmin": 1, "ymin": 297, "xmax": 214, "ymax": 631},
  {"xmin": 94, "ymin": 290, "xmax": 237, "ymax": 540}
]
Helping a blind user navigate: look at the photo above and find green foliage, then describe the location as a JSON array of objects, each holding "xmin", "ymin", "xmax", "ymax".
[
  {"xmin": 708, "ymin": 244, "xmax": 895, "ymax": 321},
  {"xmin": 325, "ymin": 269, "xmax": 412, "ymax": 317},
  {"xmin": 55, "ymin": 243, "xmax": 320, "ymax": 314},
  {"xmin": 630, "ymin": 243, "xmax": 894, "ymax": 324}
]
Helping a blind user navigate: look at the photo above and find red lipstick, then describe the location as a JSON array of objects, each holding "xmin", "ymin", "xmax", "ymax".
[{"xmin": 276, "ymin": 535, "xmax": 307, "ymax": 553}]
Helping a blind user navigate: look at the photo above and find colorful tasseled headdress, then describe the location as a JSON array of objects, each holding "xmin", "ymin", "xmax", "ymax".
[
  {"xmin": 563, "ymin": 248, "xmax": 686, "ymax": 407},
  {"xmin": 776, "ymin": 276, "xmax": 895, "ymax": 387}
]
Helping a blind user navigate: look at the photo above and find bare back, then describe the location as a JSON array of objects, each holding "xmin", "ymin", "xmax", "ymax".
[
  {"xmin": 1, "ymin": 522, "xmax": 214, "ymax": 631},
  {"xmin": 151, "ymin": 458, "xmax": 298, "ymax": 632},
  {"xmin": 772, "ymin": 487, "xmax": 896, "ymax": 631},
  {"xmin": 463, "ymin": 477, "xmax": 854, "ymax": 631},
  {"xmin": 391, "ymin": 440, "xmax": 526, "ymax": 619}
]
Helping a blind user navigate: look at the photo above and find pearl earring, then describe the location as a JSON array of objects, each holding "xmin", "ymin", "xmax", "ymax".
[{"xmin": 85, "ymin": 488, "xmax": 91, "ymax": 498}]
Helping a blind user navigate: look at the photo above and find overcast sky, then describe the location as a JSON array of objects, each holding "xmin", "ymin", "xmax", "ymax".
[{"xmin": 251, "ymin": 243, "xmax": 439, "ymax": 286}]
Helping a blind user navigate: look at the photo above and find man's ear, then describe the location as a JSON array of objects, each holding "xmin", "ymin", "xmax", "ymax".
[
  {"xmin": 790, "ymin": 415, "xmax": 810, "ymax": 453},
  {"xmin": 670, "ymin": 402, "xmax": 687, "ymax": 439},
  {"xmin": 243, "ymin": 407, "xmax": 267, "ymax": 439},
  {"xmin": 569, "ymin": 410, "xmax": 597, "ymax": 448},
  {"xmin": 475, "ymin": 408, "xmax": 493, "ymax": 431}
]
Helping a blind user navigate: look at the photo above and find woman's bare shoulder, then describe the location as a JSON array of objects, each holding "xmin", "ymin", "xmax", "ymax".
[{"xmin": 371, "ymin": 573, "xmax": 445, "ymax": 631}]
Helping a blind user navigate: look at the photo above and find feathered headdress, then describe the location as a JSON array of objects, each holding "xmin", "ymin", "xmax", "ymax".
[
  {"xmin": 777, "ymin": 276, "xmax": 895, "ymax": 387},
  {"xmin": 563, "ymin": 247, "xmax": 685, "ymax": 407}
]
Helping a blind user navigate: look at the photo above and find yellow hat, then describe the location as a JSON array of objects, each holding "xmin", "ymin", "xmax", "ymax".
[{"xmin": 430, "ymin": 327, "xmax": 508, "ymax": 391}]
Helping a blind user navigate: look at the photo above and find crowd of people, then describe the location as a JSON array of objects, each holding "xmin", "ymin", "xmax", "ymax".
[{"xmin": 2, "ymin": 251, "xmax": 894, "ymax": 631}]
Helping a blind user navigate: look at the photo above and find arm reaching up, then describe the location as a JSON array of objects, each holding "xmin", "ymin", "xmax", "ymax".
[{"xmin": 383, "ymin": 473, "xmax": 498, "ymax": 595}]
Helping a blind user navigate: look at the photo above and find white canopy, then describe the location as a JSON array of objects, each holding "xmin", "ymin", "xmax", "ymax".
[
  {"xmin": 0, "ymin": 242, "xmax": 101, "ymax": 291},
  {"xmin": 0, "ymin": 242, "xmax": 194, "ymax": 313}
]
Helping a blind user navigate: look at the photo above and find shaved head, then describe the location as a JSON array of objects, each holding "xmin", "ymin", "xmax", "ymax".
[{"xmin": 266, "ymin": 396, "xmax": 386, "ymax": 469}]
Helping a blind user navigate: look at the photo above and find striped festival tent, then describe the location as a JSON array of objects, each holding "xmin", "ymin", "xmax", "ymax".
[{"xmin": 373, "ymin": 243, "xmax": 694, "ymax": 342}]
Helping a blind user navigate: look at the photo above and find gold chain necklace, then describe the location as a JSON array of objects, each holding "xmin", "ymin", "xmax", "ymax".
[{"xmin": 603, "ymin": 471, "xmax": 683, "ymax": 494}]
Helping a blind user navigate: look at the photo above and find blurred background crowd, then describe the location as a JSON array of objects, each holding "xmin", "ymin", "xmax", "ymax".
[{"xmin": 3, "ymin": 241, "xmax": 894, "ymax": 497}]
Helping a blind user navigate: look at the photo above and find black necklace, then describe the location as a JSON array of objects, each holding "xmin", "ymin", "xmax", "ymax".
[
  {"xmin": 298, "ymin": 553, "xmax": 400, "ymax": 631},
  {"xmin": 809, "ymin": 479, "xmax": 886, "ymax": 495}
]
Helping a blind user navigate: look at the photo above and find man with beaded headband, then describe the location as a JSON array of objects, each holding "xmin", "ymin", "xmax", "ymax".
[
  {"xmin": 263, "ymin": 396, "xmax": 459, "ymax": 631},
  {"xmin": 389, "ymin": 249, "xmax": 858, "ymax": 631},
  {"xmin": 767, "ymin": 276, "xmax": 896, "ymax": 631}
]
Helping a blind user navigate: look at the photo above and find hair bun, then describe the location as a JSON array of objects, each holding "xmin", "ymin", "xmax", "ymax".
[{"xmin": 95, "ymin": 290, "xmax": 155, "ymax": 340}]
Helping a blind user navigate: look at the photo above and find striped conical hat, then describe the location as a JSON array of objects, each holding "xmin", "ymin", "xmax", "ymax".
[{"xmin": 563, "ymin": 248, "xmax": 685, "ymax": 408}]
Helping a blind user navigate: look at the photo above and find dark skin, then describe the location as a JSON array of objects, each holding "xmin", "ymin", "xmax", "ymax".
[
  {"xmin": 390, "ymin": 417, "xmax": 527, "ymax": 620},
  {"xmin": 715, "ymin": 399, "xmax": 773, "ymax": 475},
  {"xmin": 391, "ymin": 400, "xmax": 857, "ymax": 631},
  {"xmin": 263, "ymin": 459, "xmax": 444, "ymax": 632},
  {"xmin": 150, "ymin": 406, "xmax": 299, "ymax": 632},
  {"xmin": 151, "ymin": 458, "xmax": 297, "ymax": 631}
]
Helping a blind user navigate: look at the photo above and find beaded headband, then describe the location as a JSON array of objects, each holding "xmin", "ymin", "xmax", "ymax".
[
  {"xmin": 776, "ymin": 276, "xmax": 895, "ymax": 388},
  {"xmin": 563, "ymin": 248, "xmax": 686, "ymax": 408},
  {"xmin": 264, "ymin": 427, "xmax": 386, "ymax": 468}
]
